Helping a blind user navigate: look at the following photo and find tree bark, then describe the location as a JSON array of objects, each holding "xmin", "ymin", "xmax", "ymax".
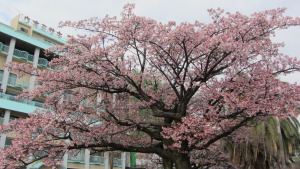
[
  {"xmin": 162, "ymin": 157, "xmax": 173, "ymax": 169},
  {"xmin": 110, "ymin": 152, "xmax": 114, "ymax": 169},
  {"xmin": 174, "ymin": 155, "xmax": 191, "ymax": 169}
]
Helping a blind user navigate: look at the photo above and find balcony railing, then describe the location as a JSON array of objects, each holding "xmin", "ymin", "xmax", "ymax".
[
  {"xmin": 90, "ymin": 155, "xmax": 104, "ymax": 165},
  {"xmin": 0, "ymin": 117, "xmax": 16, "ymax": 125},
  {"xmin": 13, "ymin": 48, "xmax": 34, "ymax": 62},
  {"xmin": 38, "ymin": 58, "xmax": 49, "ymax": 68},
  {"xmin": 0, "ymin": 74, "xmax": 30, "ymax": 90},
  {"xmin": 0, "ymin": 42, "xmax": 51, "ymax": 69},
  {"xmin": 68, "ymin": 153, "xmax": 85, "ymax": 163},
  {"xmin": 113, "ymin": 158, "xmax": 122, "ymax": 167},
  {"xmin": 8, "ymin": 77, "xmax": 29, "ymax": 90},
  {"xmin": 68, "ymin": 154, "xmax": 121, "ymax": 166},
  {"xmin": 0, "ymin": 42, "xmax": 9, "ymax": 54},
  {"xmin": 0, "ymin": 93, "xmax": 43, "ymax": 108}
]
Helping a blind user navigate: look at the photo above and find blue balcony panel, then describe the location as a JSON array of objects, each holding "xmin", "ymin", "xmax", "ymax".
[
  {"xmin": 90, "ymin": 155, "xmax": 105, "ymax": 165},
  {"xmin": 0, "ymin": 42, "xmax": 51, "ymax": 69},
  {"xmin": 32, "ymin": 162, "xmax": 66, "ymax": 169},
  {"xmin": 0, "ymin": 93, "xmax": 42, "ymax": 114}
]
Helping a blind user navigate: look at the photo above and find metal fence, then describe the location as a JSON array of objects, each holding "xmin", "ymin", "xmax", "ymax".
[
  {"xmin": 0, "ymin": 93, "xmax": 43, "ymax": 108},
  {"xmin": 0, "ymin": 41, "xmax": 51, "ymax": 69}
]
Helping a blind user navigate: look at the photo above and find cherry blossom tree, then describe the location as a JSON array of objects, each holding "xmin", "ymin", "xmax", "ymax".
[
  {"xmin": 1, "ymin": 4, "xmax": 300, "ymax": 169},
  {"xmin": 134, "ymin": 153, "xmax": 163, "ymax": 169}
]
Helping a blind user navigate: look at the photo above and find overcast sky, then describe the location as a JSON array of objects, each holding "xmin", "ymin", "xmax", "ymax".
[{"xmin": 1, "ymin": 0, "xmax": 300, "ymax": 83}]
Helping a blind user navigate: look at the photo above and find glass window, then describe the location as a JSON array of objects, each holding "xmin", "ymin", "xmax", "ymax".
[
  {"xmin": 0, "ymin": 112, "xmax": 4, "ymax": 125},
  {"xmin": 7, "ymin": 73, "xmax": 17, "ymax": 85},
  {"xmin": 5, "ymin": 138, "xmax": 13, "ymax": 148},
  {"xmin": 20, "ymin": 27, "xmax": 28, "ymax": 34},
  {"xmin": 0, "ymin": 70, "xmax": 3, "ymax": 80}
]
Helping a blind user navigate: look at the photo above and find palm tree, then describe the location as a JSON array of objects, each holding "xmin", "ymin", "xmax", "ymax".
[{"xmin": 222, "ymin": 116, "xmax": 300, "ymax": 169}]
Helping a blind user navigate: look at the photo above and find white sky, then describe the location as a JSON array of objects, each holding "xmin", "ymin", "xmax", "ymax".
[{"xmin": 0, "ymin": 0, "xmax": 299, "ymax": 84}]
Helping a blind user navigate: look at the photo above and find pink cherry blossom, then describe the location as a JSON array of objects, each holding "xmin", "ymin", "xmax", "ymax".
[{"xmin": 1, "ymin": 4, "xmax": 299, "ymax": 169}]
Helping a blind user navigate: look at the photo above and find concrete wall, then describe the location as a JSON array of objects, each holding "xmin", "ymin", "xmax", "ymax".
[
  {"xmin": 0, "ymin": 54, "xmax": 6, "ymax": 69},
  {"xmin": 10, "ymin": 15, "xmax": 20, "ymax": 31},
  {"xmin": 67, "ymin": 162, "xmax": 85, "ymax": 169},
  {"xmin": 89, "ymin": 164, "xmax": 106, "ymax": 169}
]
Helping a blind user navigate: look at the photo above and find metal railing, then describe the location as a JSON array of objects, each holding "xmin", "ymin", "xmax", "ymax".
[
  {"xmin": 90, "ymin": 155, "xmax": 104, "ymax": 164},
  {"xmin": 0, "ymin": 42, "xmax": 51, "ymax": 69},
  {"xmin": 27, "ymin": 54, "xmax": 34, "ymax": 62},
  {"xmin": 0, "ymin": 117, "xmax": 16, "ymax": 125},
  {"xmin": 38, "ymin": 58, "xmax": 49, "ymax": 68},
  {"xmin": 13, "ymin": 49, "xmax": 29, "ymax": 60},
  {"xmin": 2, "ymin": 45, "xmax": 9, "ymax": 53},
  {"xmin": 68, "ymin": 153, "xmax": 85, "ymax": 163},
  {"xmin": 0, "ymin": 74, "xmax": 30, "ymax": 90},
  {"xmin": 0, "ymin": 93, "xmax": 43, "ymax": 108},
  {"xmin": 113, "ymin": 158, "xmax": 122, "ymax": 166},
  {"xmin": 67, "ymin": 154, "xmax": 121, "ymax": 166},
  {"xmin": 0, "ymin": 42, "xmax": 3, "ymax": 52},
  {"xmin": 7, "ymin": 76, "xmax": 16, "ymax": 85},
  {"xmin": 0, "ymin": 42, "xmax": 9, "ymax": 54}
]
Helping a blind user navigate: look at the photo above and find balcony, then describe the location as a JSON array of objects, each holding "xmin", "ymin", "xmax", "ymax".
[
  {"xmin": 37, "ymin": 58, "xmax": 49, "ymax": 68},
  {"xmin": 13, "ymin": 48, "xmax": 34, "ymax": 62},
  {"xmin": 113, "ymin": 158, "xmax": 122, "ymax": 167},
  {"xmin": 0, "ymin": 42, "xmax": 51, "ymax": 69},
  {"xmin": 0, "ymin": 73, "xmax": 29, "ymax": 90},
  {"xmin": 68, "ymin": 154, "xmax": 121, "ymax": 166},
  {"xmin": 90, "ymin": 155, "xmax": 104, "ymax": 165},
  {"xmin": 68, "ymin": 153, "xmax": 85, "ymax": 163},
  {"xmin": 0, "ymin": 117, "xmax": 15, "ymax": 125},
  {"xmin": 0, "ymin": 93, "xmax": 43, "ymax": 108},
  {"xmin": 0, "ymin": 42, "xmax": 9, "ymax": 54}
]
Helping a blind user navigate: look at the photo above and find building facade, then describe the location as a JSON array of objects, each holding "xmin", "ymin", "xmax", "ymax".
[{"xmin": 0, "ymin": 15, "xmax": 131, "ymax": 169}]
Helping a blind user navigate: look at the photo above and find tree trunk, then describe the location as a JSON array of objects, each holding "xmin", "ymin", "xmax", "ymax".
[
  {"xmin": 174, "ymin": 155, "xmax": 191, "ymax": 169},
  {"xmin": 162, "ymin": 157, "xmax": 173, "ymax": 169},
  {"xmin": 110, "ymin": 152, "xmax": 114, "ymax": 169}
]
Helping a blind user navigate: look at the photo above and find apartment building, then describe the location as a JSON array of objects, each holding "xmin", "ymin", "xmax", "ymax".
[{"xmin": 0, "ymin": 14, "xmax": 132, "ymax": 169}]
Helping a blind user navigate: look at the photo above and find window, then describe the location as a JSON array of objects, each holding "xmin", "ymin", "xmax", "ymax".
[
  {"xmin": 44, "ymin": 39, "xmax": 56, "ymax": 46},
  {"xmin": 20, "ymin": 27, "xmax": 28, "ymax": 34},
  {"xmin": 33, "ymin": 98, "xmax": 45, "ymax": 103},
  {"xmin": 4, "ymin": 138, "xmax": 13, "ymax": 149},
  {"xmin": 0, "ymin": 70, "xmax": 3, "ymax": 82},
  {"xmin": 5, "ymin": 90, "xmax": 20, "ymax": 96},
  {"xmin": 0, "ymin": 71, "xmax": 17, "ymax": 86},
  {"xmin": 0, "ymin": 112, "xmax": 4, "ymax": 125},
  {"xmin": 7, "ymin": 73, "xmax": 17, "ymax": 86}
]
